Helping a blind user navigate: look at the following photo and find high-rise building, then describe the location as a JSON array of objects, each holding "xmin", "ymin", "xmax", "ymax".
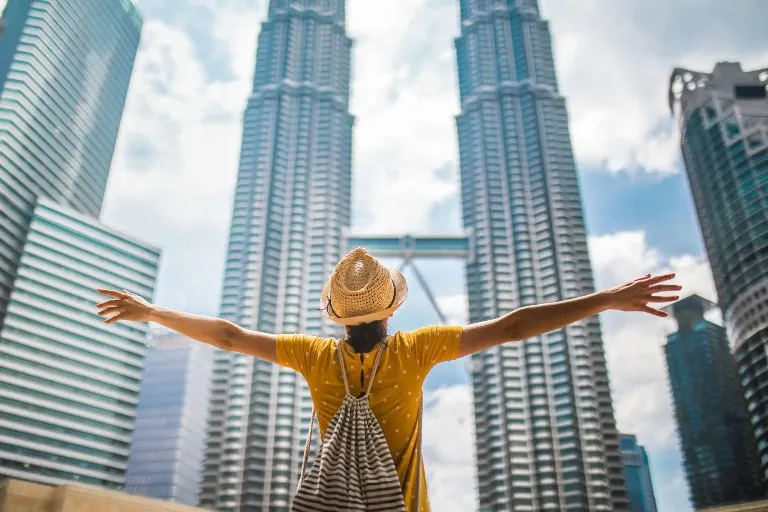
[
  {"xmin": 669, "ymin": 62, "xmax": 768, "ymax": 480},
  {"xmin": 455, "ymin": 1, "xmax": 626, "ymax": 510},
  {"xmin": 0, "ymin": 0, "xmax": 142, "ymax": 330},
  {"xmin": 619, "ymin": 434, "xmax": 658, "ymax": 512},
  {"xmin": 126, "ymin": 332, "xmax": 214, "ymax": 506},
  {"xmin": 0, "ymin": 0, "xmax": 163, "ymax": 495},
  {"xmin": 663, "ymin": 295, "xmax": 764, "ymax": 509},
  {"xmin": 199, "ymin": 1, "xmax": 353, "ymax": 510},
  {"xmin": 0, "ymin": 197, "xmax": 160, "ymax": 488}
]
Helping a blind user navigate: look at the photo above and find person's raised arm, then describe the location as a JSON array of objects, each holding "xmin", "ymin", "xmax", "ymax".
[
  {"xmin": 457, "ymin": 273, "xmax": 681, "ymax": 358},
  {"xmin": 96, "ymin": 289, "xmax": 278, "ymax": 363}
]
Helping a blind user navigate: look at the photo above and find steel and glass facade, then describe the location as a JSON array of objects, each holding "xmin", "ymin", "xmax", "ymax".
[
  {"xmin": 0, "ymin": 198, "xmax": 160, "ymax": 488},
  {"xmin": 199, "ymin": 1, "xmax": 352, "ymax": 510},
  {"xmin": 126, "ymin": 332, "xmax": 213, "ymax": 506},
  {"xmin": 619, "ymin": 434, "xmax": 658, "ymax": 512},
  {"xmin": 669, "ymin": 62, "xmax": 768, "ymax": 479},
  {"xmin": 0, "ymin": 0, "xmax": 142, "ymax": 330},
  {"xmin": 455, "ymin": 0, "xmax": 626, "ymax": 510},
  {"xmin": 664, "ymin": 295, "xmax": 764, "ymax": 509}
]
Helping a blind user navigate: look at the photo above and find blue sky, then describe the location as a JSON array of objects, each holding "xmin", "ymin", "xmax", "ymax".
[{"xmin": 73, "ymin": 0, "xmax": 767, "ymax": 510}]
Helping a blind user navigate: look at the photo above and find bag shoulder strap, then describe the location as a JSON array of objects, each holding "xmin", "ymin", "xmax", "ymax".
[
  {"xmin": 299, "ymin": 408, "xmax": 316, "ymax": 487},
  {"xmin": 299, "ymin": 340, "xmax": 386, "ymax": 486}
]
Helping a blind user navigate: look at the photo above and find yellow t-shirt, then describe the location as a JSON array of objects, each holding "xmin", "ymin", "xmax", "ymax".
[{"xmin": 276, "ymin": 325, "xmax": 463, "ymax": 512}]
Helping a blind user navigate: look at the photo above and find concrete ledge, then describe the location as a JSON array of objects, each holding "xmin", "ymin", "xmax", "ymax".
[
  {"xmin": 698, "ymin": 500, "xmax": 768, "ymax": 512},
  {"xmin": 0, "ymin": 479, "xmax": 210, "ymax": 512}
]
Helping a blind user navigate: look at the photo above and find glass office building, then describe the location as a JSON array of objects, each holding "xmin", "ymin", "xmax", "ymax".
[
  {"xmin": 455, "ymin": 1, "xmax": 626, "ymax": 509},
  {"xmin": 619, "ymin": 434, "xmax": 658, "ymax": 512},
  {"xmin": 669, "ymin": 61, "xmax": 768, "ymax": 479},
  {"xmin": 663, "ymin": 295, "xmax": 764, "ymax": 509},
  {"xmin": 0, "ymin": 0, "xmax": 142, "ymax": 330},
  {"xmin": 199, "ymin": 1, "xmax": 352, "ymax": 510},
  {"xmin": 0, "ymin": 198, "xmax": 160, "ymax": 488},
  {"xmin": 126, "ymin": 332, "xmax": 213, "ymax": 506}
]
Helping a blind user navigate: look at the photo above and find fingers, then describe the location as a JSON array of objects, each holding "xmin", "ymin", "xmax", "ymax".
[
  {"xmin": 105, "ymin": 312, "xmax": 128, "ymax": 324},
  {"xmin": 97, "ymin": 288, "xmax": 128, "ymax": 299},
  {"xmin": 640, "ymin": 305, "xmax": 668, "ymax": 317},
  {"xmin": 96, "ymin": 299, "xmax": 122, "ymax": 309},
  {"xmin": 98, "ymin": 306, "xmax": 124, "ymax": 317},
  {"xmin": 644, "ymin": 273, "xmax": 676, "ymax": 285},
  {"xmin": 647, "ymin": 284, "xmax": 683, "ymax": 293},
  {"xmin": 646, "ymin": 295, "xmax": 680, "ymax": 303}
]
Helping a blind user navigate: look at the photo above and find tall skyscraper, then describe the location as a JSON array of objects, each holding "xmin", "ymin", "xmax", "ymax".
[
  {"xmin": 669, "ymin": 62, "xmax": 768, "ymax": 479},
  {"xmin": 126, "ymin": 332, "xmax": 214, "ymax": 505},
  {"xmin": 455, "ymin": 1, "xmax": 626, "ymax": 510},
  {"xmin": 199, "ymin": 1, "xmax": 353, "ymax": 510},
  {"xmin": 619, "ymin": 434, "xmax": 658, "ymax": 512},
  {"xmin": 0, "ymin": 197, "xmax": 160, "ymax": 488},
  {"xmin": 0, "ymin": 0, "xmax": 162, "ymax": 491},
  {"xmin": 0, "ymin": 0, "xmax": 142, "ymax": 330},
  {"xmin": 663, "ymin": 295, "xmax": 764, "ymax": 509}
]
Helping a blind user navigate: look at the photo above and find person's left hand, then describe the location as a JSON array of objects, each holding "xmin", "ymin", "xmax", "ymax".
[{"xmin": 607, "ymin": 273, "xmax": 682, "ymax": 317}]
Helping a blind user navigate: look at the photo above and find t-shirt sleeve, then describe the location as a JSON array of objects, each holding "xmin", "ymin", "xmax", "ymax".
[
  {"xmin": 275, "ymin": 334, "xmax": 326, "ymax": 376},
  {"xmin": 406, "ymin": 325, "xmax": 464, "ymax": 372}
]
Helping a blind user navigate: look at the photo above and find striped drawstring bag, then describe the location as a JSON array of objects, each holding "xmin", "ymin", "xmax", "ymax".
[{"xmin": 292, "ymin": 340, "xmax": 422, "ymax": 511}]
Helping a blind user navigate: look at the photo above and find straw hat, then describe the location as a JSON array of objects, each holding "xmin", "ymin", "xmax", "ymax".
[{"xmin": 320, "ymin": 247, "xmax": 408, "ymax": 326}]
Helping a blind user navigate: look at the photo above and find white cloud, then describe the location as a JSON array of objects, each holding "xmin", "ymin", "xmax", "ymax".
[
  {"xmin": 543, "ymin": 0, "xmax": 766, "ymax": 173},
  {"xmin": 347, "ymin": 0, "xmax": 461, "ymax": 233},
  {"xmin": 437, "ymin": 294, "xmax": 469, "ymax": 325},
  {"xmin": 103, "ymin": 20, "xmax": 250, "ymax": 312},
  {"xmin": 422, "ymin": 385, "xmax": 477, "ymax": 512}
]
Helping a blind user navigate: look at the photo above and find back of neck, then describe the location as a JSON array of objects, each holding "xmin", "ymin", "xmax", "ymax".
[{"xmin": 346, "ymin": 336, "xmax": 385, "ymax": 354}]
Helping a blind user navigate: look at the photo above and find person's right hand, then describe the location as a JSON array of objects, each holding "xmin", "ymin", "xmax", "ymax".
[{"xmin": 96, "ymin": 289, "xmax": 155, "ymax": 324}]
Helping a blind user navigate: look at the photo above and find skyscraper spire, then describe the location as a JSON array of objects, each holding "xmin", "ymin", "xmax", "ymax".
[
  {"xmin": 455, "ymin": 1, "xmax": 628, "ymax": 509},
  {"xmin": 200, "ymin": 2, "xmax": 353, "ymax": 510}
]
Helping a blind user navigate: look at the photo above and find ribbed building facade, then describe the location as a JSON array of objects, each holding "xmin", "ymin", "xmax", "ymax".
[
  {"xmin": 126, "ymin": 332, "xmax": 213, "ymax": 505},
  {"xmin": 0, "ymin": 198, "xmax": 160, "ymax": 488},
  {"xmin": 663, "ymin": 295, "xmax": 764, "ymax": 508},
  {"xmin": 199, "ymin": 1, "xmax": 353, "ymax": 510},
  {"xmin": 0, "ymin": 0, "xmax": 157, "ymax": 491},
  {"xmin": 619, "ymin": 434, "xmax": 658, "ymax": 512},
  {"xmin": 455, "ymin": 1, "xmax": 626, "ymax": 510},
  {"xmin": 669, "ymin": 62, "xmax": 768, "ymax": 478},
  {"xmin": 0, "ymin": 0, "xmax": 142, "ymax": 331}
]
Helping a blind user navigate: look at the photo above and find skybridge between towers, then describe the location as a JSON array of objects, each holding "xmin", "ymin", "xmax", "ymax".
[{"xmin": 344, "ymin": 232, "xmax": 472, "ymax": 324}]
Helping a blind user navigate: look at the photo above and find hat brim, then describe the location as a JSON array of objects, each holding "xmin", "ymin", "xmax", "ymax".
[{"xmin": 320, "ymin": 266, "xmax": 408, "ymax": 326}]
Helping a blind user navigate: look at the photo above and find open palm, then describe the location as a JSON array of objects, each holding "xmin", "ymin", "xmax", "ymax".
[{"xmin": 609, "ymin": 273, "xmax": 681, "ymax": 317}]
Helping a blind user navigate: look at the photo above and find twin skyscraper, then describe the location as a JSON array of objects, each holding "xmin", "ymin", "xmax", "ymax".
[{"xmin": 201, "ymin": 1, "xmax": 627, "ymax": 511}]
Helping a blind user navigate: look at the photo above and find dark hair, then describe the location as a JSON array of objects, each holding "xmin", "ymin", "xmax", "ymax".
[{"xmin": 345, "ymin": 320, "xmax": 388, "ymax": 353}]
